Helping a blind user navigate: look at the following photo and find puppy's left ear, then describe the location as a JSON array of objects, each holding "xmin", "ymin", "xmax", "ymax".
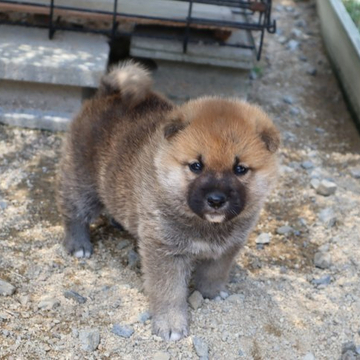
[
  {"xmin": 163, "ymin": 111, "xmax": 189, "ymax": 140},
  {"xmin": 260, "ymin": 125, "xmax": 281, "ymax": 153}
]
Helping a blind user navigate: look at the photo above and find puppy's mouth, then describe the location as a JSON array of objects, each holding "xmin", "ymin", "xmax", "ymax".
[{"xmin": 204, "ymin": 213, "xmax": 226, "ymax": 223}]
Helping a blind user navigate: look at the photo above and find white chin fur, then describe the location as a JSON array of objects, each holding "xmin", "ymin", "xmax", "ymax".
[{"xmin": 205, "ymin": 214, "xmax": 226, "ymax": 223}]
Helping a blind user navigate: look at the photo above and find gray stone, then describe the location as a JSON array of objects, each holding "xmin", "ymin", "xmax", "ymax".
[
  {"xmin": 64, "ymin": 290, "xmax": 87, "ymax": 304},
  {"xmin": 38, "ymin": 297, "xmax": 60, "ymax": 310},
  {"xmin": 350, "ymin": 168, "xmax": 360, "ymax": 179},
  {"xmin": 315, "ymin": 127, "xmax": 325, "ymax": 134},
  {"xmin": 295, "ymin": 19, "xmax": 307, "ymax": 28},
  {"xmin": 193, "ymin": 336, "xmax": 209, "ymax": 358},
  {"xmin": 291, "ymin": 28, "xmax": 303, "ymax": 39},
  {"xmin": 307, "ymin": 67, "xmax": 317, "ymax": 76},
  {"xmin": 249, "ymin": 70, "xmax": 257, "ymax": 80},
  {"xmin": 301, "ymin": 161, "xmax": 314, "ymax": 170},
  {"xmin": 278, "ymin": 36, "xmax": 288, "ymax": 45},
  {"xmin": 238, "ymin": 349, "xmax": 245, "ymax": 357},
  {"xmin": 79, "ymin": 328, "xmax": 100, "ymax": 352},
  {"xmin": 303, "ymin": 353, "xmax": 316, "ymax": 360},
  {"xmin": 153, "ymin": 351, "xmax": 171, "ymax": 360},
  {"xmin": 314, "ymin": 252, "xmax": 331, "ymax": 269},
  {"xmin": 315, "ymin": 180, "xmax": 337, "ymax": 196},
  {"xmin": 290, "ymin": 107, "xmax": 300, "ymax": 115},
  {"xmin": 227, "ymin": 294, "xmax": 245, "ymax": 304},
  {"xmin": 0, "ymin": 279, "xmax": 16, "ymax": 296},
  {"xmin": 356, "ymin": 346, "xmax": 360, "ymax": 355},
  {"xmin": 219, "ymin": 291, "xmax": 229, "ymax": 299},
  {"xmin": 276, "ymin": 226, "xmax": 293, "ymax": 235},
  {"xmin": 311, "ymin": 275, "xmax": 331, "ymax": 286},
  {"xmin": 341, "ymin": 350, "xmax": 357, "ymax": 360},
  {"xmin": 128, "ymin": 249, "xmax": 140, "ymax": 269},
  {"xmin": 0, "ymin": 200, "xmax": 7, "ymax": 210},
  {"xmin": 318, "ymin": 208, "xmax": 337, "ymax": 227},
  {"xmin": 255, "ymin": 233, "xmax": 271, "ymax": 244},
  {"xmin": 188, "ymin": 290, "xmax": 204, "ymax": 310},
  {"xmin": 283, "ymin": 95, "xmax": 293, "ymax": 105},
  {"xmin": 112, "ymin": 324, "xmax": 134, "ymax": 338},
  {"xmin": 117, "ymin": 240, "xmax": 131, "ymax": 250},
  {"xmin": 138, "ymin": 311, "xmax": 151, "ymax": 323},
  {"xmin": 287, "ymin": 40, "xmax": 300, "ymax": 51},
  {"xmin": 342, "ymin": 342, "xmax": 357, "ymax": 354}
]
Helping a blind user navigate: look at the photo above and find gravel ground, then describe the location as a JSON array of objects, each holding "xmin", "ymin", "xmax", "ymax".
[{"xmin": 1, "ymin": 1, "xmax": 360, "ymax": 359}]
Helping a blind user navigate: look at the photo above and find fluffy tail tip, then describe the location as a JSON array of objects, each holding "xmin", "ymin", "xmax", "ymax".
[{"xmin": 99, "ymin": 61, "xmax": 152, "ymax": 106}]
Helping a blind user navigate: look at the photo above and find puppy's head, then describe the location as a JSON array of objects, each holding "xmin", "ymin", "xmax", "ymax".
[{"xmin": 155, "ymin": 97, "xmax": 280, "ymax": 223}]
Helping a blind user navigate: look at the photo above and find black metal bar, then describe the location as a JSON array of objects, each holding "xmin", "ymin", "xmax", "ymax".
[
  {"xmin": 48, "ymin": 0, "xmax": 55, "ymax": 39},
  {"xmin": 183, "ymin": 0, "xmax": 193, "ymax": 53},
  {"xmin": 0, "ymin": 0, "xmax": 276, "ymax": 61},
  {"xmin": 111, "ymin": 0, "xmax": 118, "ymax": 40}
]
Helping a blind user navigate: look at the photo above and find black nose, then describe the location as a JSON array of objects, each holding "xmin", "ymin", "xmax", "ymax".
[{"xmin": 207, "ymin": 192, "xmax": 227, "ymax": 209}]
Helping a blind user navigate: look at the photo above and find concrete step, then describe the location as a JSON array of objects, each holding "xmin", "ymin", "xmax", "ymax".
[{"xmin": 0, "ymin": 25, "xmax": 108, "ymax": 131}]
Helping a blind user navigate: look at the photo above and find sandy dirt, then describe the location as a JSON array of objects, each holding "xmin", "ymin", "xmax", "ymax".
[{"xmin": 1, "ymin": 0, "xmax": 360, "ymax": 359}]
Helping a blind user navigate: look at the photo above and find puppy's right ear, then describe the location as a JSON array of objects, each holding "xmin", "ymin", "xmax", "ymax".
[{"xmin": 163, "ymin": 113, "xmax": 188, "ymax": 140}]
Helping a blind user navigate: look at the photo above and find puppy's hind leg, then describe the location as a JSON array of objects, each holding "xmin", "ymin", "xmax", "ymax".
[
  {"xmin": 194, "ymin": 246, "xmax": 240, "ymax": 299},
  {"xmin": 58, "ymin": 168, "xmax": 103, "ymax": 258}
]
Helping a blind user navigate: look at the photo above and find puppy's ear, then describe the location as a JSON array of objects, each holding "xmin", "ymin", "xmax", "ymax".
[
  {"xmin": 260, "ymin": 125, "xmax": 280, "ymax": 153},
  {"xmin": 164, "ymin": 112, "xmax": 188, "ymax": 140}
]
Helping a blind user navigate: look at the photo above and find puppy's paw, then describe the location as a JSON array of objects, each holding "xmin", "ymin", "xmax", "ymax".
[
  {"xmin": 152, "ymin": 312, "xmax": 188, "ymax": 341},
  {"xmin": 64, "ymin": 236, "xmax": 93, "ymax": 258},
  {"xmin": 196, "ymin": 283, "xmax": 226, "ymax": 299}
]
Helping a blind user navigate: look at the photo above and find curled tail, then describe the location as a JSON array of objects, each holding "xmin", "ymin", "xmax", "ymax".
[{"xmin": 98, "ymin": 61, "xmax": 152, "ymax": 107}]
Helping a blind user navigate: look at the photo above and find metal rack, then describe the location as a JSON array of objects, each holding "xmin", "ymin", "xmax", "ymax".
[{"xmin": 0, "ymin": 0, "xmax": 276, "ymax": 60}]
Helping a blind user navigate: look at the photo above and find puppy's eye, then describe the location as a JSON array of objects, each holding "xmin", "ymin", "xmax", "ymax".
[
  {"xmin": 234, "ymin": 164, "xmax": 248, "ymax": 176},
  {"xmin": 189, "ymin": 162, "xmax": 203, "ymax": 174}
]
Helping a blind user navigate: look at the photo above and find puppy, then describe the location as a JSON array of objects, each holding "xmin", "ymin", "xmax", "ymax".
[{"xmin": 57, "ymin": 61, "xmax": 280, "ymax": 341}]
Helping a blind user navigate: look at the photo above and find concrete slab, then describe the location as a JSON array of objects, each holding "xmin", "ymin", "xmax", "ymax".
[
  {"xmin": 153, "ymin": 60, "xmax": 249, "ymax": 103},
  {"xmin": 0, "ymin": 25, "xmax": 108, "ymax": 88},
  {"xmin": 0, "ymin": 79, "xmax": 84, "ymax": 131},
  {"xmin": 130, "ymin": 24, "xmax": 254, "ymax": 69}
]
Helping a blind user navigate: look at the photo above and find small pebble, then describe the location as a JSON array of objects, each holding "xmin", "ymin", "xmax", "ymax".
[
  {"xmin": 299, "ymin": 54, "xmax": 308, "ymax": 62},
  {"xmin": 219, "ymin": 291, "xmax": 229, "ymax": 299},
  {"xmin": 301, "ymin": 161, "xmax": 314, "ymax": 170},
  {"xmin": 291, "ymin": 28, "xmax": 303, "ymax": 39},
  {"xmin": 255, "ymin": 233, "xmax": 271, "ymax": 244},
  {"xmin": 350, "ymin": 168, "xmax": 360, "ymax": 179},
  {"xmin": 295, "ymin": 19, "xmax": 307, "ymax": 28},
  {"xmin": 112, "ymin": 324, "xmax": 134, "ymax": 338},
  {"xmin": 318, "ymin": 208, "xmax": 337, "ymax": 228},
  {"xmin": 193, "ymin": 336, "xmax": 209, "ymax": 358},
  {"xmin": 314, "ymin": 252, "xmax": 332, "ymax": 269},
  {"xmin": 303, "ymin": 353, "xmax": 316, "ymax": 360},
  {"xmin": 79, "ymin": 328, "xmax": 100, "ymax": 352},
  {"xmin": 283, "ymin": 95, "xmax": 293, "ymax": 105},
  {"xmin": 138, "ymin": 311, "xmax": 151, "ymax": 323},
  {"xmin": 153, "ymin": 351, "xmax": 170, "ymax": 360},
  {"xmin": 188, "ymin": 290, "xmax": 204, "ymax": 310},
  {"xmin": 311, "ymin": 275, "xmax": 331, "ymax": 286},
  {"xmin": 287, "ymin": 39, "xmax": 299, "ymax": 51},
  {"xmin": 342, "ymin": 342, "xmax": 356, "ymax": 354},
  {"xmin": 64, "ymin": 290, "xmax": 87, "ymax": 304},
  {"xmin": 0, "ymin": 200, "xmax": 7, "ymax": 210},
  {"xmin": 290, "ymin": 107, "xmax": 300, "ymax": 116},
  {"xmin": 38, "ymin": 297, "xmax": 60, "ymax": 310},
  {"xmin": 227, "ymin": 294, "xmax": 245, "ymax": 304},
  {"xmin": 117, "ymin": 240, "xmax": 131, "ymax": 250},
  {"xmin": 276, "ymin": 226, "xmax": 293, "ymax": 235},
  {"xmin": 238, "ymin": 349, "xmax": 245, "ymax": 357},
  {"xmin": 0, "ymin": 279, "xmax": 16, "ymax": 296},
  {"xmin": 315, "ymin": 180, "xmax": 337, "ymax": 196},
  {"xmin": 306, "ymin": 67, "xmax": 317, "ymax": 76},
  {"xmin": 128, "ymin": 249, "xmax": 140, "ymax": 269}
]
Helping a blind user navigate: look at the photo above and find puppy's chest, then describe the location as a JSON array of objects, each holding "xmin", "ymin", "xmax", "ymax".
[{"xmin": 166, "ymin": 227, "xmax": 240, "ymax": 259}]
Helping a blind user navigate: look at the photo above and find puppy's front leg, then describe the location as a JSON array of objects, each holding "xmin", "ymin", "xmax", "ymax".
[{"xmin": 140, "ymin": 244, "xmax": 192, "ymax": 341}]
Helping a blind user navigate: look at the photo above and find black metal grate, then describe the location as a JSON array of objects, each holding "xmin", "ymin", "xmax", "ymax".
[{"xmin": 0, "ymin": 0, "xmax": 276, "ymax": 60}]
